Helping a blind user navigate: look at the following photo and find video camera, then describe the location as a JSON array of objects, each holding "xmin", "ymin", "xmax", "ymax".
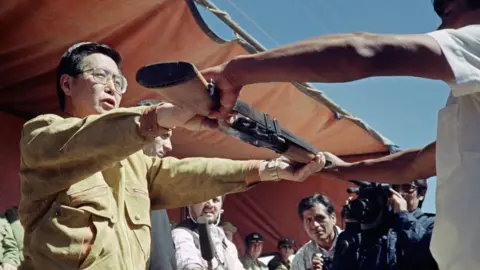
[{"xmin": 341, "ymin": 180, "xmax": 391, "ymax": 227}]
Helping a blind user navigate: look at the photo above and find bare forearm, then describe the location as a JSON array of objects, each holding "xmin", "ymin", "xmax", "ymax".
[
  {"xmin": 226, "ymin": 32, "xmax": 451, "ymax": 85},
  {"xmin": 324, "ymin": 142, "xmax": 436, "ymax": 184}
]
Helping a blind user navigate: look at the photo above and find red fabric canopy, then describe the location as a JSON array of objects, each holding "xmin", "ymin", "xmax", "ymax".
[{"xmin": 0, "ymin": 0, "xmax": 393, "ymax": 253}]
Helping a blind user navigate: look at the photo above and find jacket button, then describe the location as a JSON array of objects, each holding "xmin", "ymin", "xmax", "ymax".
[{"xmin": 134, "ymin": 215, "xmax": 140, "ymax": 221}]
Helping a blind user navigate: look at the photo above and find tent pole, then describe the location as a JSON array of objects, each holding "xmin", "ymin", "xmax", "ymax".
[{"xmin": 192, "ymin": 0, "xmax": 397, "ymax": 152}]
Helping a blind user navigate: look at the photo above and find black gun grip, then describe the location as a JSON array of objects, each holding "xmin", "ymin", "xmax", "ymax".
[{"xmin": 206, "ymin": 79, "xmax": 221, "ymax": 112}]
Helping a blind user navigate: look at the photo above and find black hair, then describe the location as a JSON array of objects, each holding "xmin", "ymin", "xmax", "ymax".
[
  {"xmin": 467, "ymin": 0, "xmax": 480, "ymax": 9},
  {"xmin": 433, "ymin": 0, "xmax": 480, "ymax": 18},
  {"xmin": 297, "ymin": 193, "xmax": 335, "ymax": 220},
  {"xmin": 413, "ymin": 179, "xmax": 428, "ymax": 208},
  {"xmin": 56, "ymin": 42, "xmax": 122, "ymax": 111}
]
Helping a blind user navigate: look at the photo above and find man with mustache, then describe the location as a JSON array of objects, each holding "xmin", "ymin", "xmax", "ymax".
[
  {"xmin": 18, "ymin": 42, "xmax": 327, "ymax": 269},
  {"xmin": 172, "ymin": 196, "xmax": 244, "ymax": 270},
  {"xmin": 292, "ymin": 194, "xmax": 341, "ymax": 270}
]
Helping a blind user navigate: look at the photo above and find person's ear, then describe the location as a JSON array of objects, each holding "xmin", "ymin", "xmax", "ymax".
[{"xmin": 60, "ymin": 74, "xmax": 74, "ymax": 96}]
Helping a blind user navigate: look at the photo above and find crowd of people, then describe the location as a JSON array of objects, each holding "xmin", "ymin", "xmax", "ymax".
[{"xmin": 0, "ymin": 0, "xmax": 478, "ymax": 269}]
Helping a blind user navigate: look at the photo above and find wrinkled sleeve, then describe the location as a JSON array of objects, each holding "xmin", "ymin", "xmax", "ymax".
[
  {"xmin": 428, "ymin": 25, "xmax": 480, "ymax": 96},
  {"xmin": 20, "ymin": 107, "xmax": 160, "ymax": 200},
  {"xmin": 1, "ymin": 219, "xmax": 21, "ymax": 266},
  {"xmin": 172, "ymin": 228, "xmax": 204, "ymax": 270},
  {"xmin": 226, "ymin": 241, "xmax": 245, "ymax": 270},
  {"xmin": 146, "ymin": 156, "xmax": 260, "ymax": 210},
  {"xmin": 393, "ymin": 212, "xmax": 436, "ymax": 268}
]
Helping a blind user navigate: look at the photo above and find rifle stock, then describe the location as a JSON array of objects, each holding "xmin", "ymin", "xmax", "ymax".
[{"xmin": 136, "ymin": 61, "xmax": 328, "ymax": 165}]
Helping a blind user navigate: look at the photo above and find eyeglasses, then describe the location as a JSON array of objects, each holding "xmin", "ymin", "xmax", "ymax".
[
  {"xmin": 80, "ymin": 67, "xmax": 128, "ymax": 95},
  {"xmin": 392, "ymin": 184, "xmax": 417, "ymax": 193}
]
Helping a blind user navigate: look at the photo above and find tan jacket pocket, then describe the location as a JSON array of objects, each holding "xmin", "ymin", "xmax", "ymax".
[
  {"xmin": 30, "ymin": 205, "xmax": 92, "ymax": 268},
  {"xmin": 67, "ymin": 184, "xmax": 116, "ymax": 222},
  {"xmin": 30, "ymin": 201, "xmax": 116, "ymax": 269},
  {"xmin": 125, "ymin": 187, "xmax": 151, "ymax": 260}
]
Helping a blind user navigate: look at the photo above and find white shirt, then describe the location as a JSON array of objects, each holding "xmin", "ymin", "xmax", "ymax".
[
  {"xmin": 428, "ymin": 24, "xmax": 480, "ymax": 270},
  {"xmin": 172, "ymin": 224, "xmax": 244, "ymax": 270}
]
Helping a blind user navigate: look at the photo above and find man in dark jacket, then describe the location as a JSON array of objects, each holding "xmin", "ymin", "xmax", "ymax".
[{"xmin": 332, "ymin": 179, "xmax": 436, "ymax": 270}]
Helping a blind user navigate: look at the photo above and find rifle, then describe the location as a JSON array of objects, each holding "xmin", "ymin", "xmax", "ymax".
[{"xmin": 136, "ymin": 61, "xmax": 330, "ymax": 165}]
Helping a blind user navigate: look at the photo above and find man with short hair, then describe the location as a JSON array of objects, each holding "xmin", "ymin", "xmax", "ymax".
[
  {"xmin": 202, "ymin": 1, "xmax": 480, "ymax": 269},
  {"xmin": 267, "ymin": 238, "xmax": 294, "ymax": 270},
  {"xmin": 172, "ymin": 196, "xmax": 244, "ymax": 270},
  {"xmin": 292, "ymin": 194, "xmax": 341, "ymax": 270},
  {"xmin": 240, "ymin": 232, "xmax": 268, "ymax": 270},
  {"xmin": 389, "ymin": 180, "xmax": 436, "ymax": 270},
  {"xmin": 18, "ymin": 42, "xmax": 326, "ymax": 269},
  {"xmin": 332, "ymin": 179, "xmax": 436, "ymax": 270}
]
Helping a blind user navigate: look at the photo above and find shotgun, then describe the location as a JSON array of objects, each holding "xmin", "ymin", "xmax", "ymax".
[{"xmin": 136, "ymin": 61, "xmax": 330, "ymax": 165}]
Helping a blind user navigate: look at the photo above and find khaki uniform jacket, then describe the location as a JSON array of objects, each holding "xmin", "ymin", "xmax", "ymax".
[
  {"xmin": 18, "ymin": 107, "xmax": 259, "ymax": 270},
  {"xmin": 267, "ymin": 256, "xmax": 290, "ymax": 270},
  {"xmin": 240, "ymin": 254, "xmax": 268, "ymax": 270},
  {"xmin": 0, "ymin": 214, "xmax": 21, "ymax": 266},
  {"xmin": 5, "ymin": 206, "xmax": 24, "ymax": 263}
]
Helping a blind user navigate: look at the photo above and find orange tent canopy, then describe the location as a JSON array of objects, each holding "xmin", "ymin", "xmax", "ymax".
[{"xmin": 0, "ymin": 0, "xmax": 394, "ymax": 253}]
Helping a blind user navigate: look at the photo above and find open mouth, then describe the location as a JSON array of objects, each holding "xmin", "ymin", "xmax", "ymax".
[
  {"xmin": 101, "ymin": 98, "xmax": 116, "ymax": 109},
  {"xmin": 203, "ymin": 209, "xmax": 215, "ymax": 216}
]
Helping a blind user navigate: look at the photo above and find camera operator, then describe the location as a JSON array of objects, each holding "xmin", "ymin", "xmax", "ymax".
[{"xmin": 332, "ymin": 180, "xmax": 436, "ymax": 270}]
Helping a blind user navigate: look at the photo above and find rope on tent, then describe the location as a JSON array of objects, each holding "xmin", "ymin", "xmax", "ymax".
[
  {"xmin": 191, "ymin": 0, "xmax": 397, "ymax": 151},
  {"xmin": 223, "ymin": 0, "xmax": 281, "ymax": 46},
  {"xmin": 294, "ymin": 0, "xmax": 331, "ymax": 34}
]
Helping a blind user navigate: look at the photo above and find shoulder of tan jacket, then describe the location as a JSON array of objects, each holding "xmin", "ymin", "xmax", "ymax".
[{"xmin": 23, "ymin": 114, "xmax": 64, "ymax": 130}]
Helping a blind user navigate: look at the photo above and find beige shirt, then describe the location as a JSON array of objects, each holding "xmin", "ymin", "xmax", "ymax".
[
  {"xmin": 18, "ymin": 107, "xmax": 258, "ymax": 270},
  {"xmin": 240, "ymin": 254, "xmax": 268, "ymax": 270}
]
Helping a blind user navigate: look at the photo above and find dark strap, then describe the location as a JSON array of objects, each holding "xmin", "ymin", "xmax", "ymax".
[{"xmin": 176, "ymin": 220, "xmax": 228, "ymax": 269}]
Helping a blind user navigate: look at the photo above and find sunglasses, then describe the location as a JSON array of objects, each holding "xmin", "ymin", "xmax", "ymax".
[{"xmin": 392, "ymin": 184, "xmax": 417, "ymax": 193}]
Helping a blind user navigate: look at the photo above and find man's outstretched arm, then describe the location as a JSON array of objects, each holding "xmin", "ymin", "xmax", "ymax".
[
  {"xmin": 202, "ymin": 31, "xmax": 458, "ymax": 116},
  {"xmin": 321, "ymin": 141, "xmax": 436, "ymax": 184},
  {"xmin": 225, "ymin": 33, "xmax": 453, "ymax": 84}
]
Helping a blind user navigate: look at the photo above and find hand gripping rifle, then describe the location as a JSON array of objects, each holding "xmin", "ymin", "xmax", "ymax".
[{"xmin": 136, "ymin": 61, "xmax": 330, "ymax": 165}]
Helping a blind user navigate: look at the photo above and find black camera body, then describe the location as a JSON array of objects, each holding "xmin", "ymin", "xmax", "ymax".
[{"xmin": 341, "ymin": 180, "xmax": 391, "ymax": 226}]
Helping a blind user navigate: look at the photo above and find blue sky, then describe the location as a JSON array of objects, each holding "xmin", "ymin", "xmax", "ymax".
[{"xmin": 198, "ymin": 0, "xmax": 450, "ymax": 213}]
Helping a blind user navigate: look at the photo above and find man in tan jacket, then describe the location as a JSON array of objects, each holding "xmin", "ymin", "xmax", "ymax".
[{"xmin": 18, "ymin": 42, "xmax": 326, "ymax": 270}]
